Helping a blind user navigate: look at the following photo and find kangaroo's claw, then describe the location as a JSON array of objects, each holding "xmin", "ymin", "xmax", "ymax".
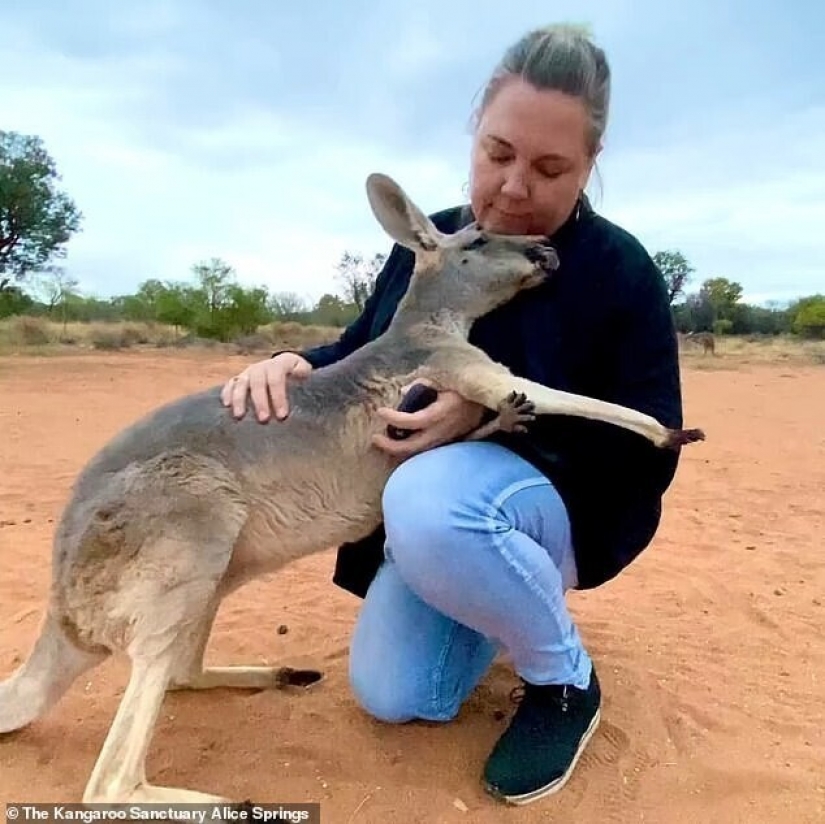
[{"xmin": 497, "ymin": 391, "xmax": 537, "ymax": 433}]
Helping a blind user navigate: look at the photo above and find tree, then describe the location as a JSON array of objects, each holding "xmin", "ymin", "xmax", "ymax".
[
  {"xmin": 269, "ymin": 291, "xmax": 309, "ymax": 320},
  {"xmin": 0, "ymin": 283, "xmax": 33, "ymax": 318},
  {"xmin": 334, "ymin": 251, "xmax": 386, "ymax": 310},
  {"xmin": 681, "ymin": 291, "xmax": 716, "ymax": 332},
  {"xmin": 790, "ymin": 294, "xmax": 825, "ymax": 339},
  {"xmin": 312, "ymin": 293, "xmax": 358, "ymax": 326},
  {"xmin": 700, "ymin": 277, "xmax": 743, "ymax": 319},
  {"xmin": 224, "ymin": 284, "xmax": 271, "ymax": 335},
  {"xmin": 652, "ymin": 250, "xmax": 694, "ymax": 305},
  {"xmin": 0, "ymin": 131, "xmax": 82, "ymax": 290},
  {"xmin": 35, "ymin": 265, "xmax": 80, "ymax": 332},
  {"xmin": 155, "ymin": 284, "xmax": 199, "ymax": 334},
  {"xmin": 191, "ymin": 257, "xmax": 234, "ymax": 327}
]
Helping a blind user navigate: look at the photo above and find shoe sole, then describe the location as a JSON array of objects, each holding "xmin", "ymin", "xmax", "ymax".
[{"xmin": 484, "ymin": 706, "xmax": 602, "ymax": 806}]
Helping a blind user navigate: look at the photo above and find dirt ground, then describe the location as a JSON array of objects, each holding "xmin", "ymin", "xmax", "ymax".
[{"xmin": 1, "ymin": 350, "xmax": 823, "ymax": 823}]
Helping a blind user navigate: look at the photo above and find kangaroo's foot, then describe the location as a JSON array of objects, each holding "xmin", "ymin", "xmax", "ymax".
[
  {"xmin": 82, "ymin": 649, "xmax": 235, "ymax": 808},
  {"xmin": 165, "ymin": 592, "xmax": 323, "ymax": 693},
  {"xmin": 84, "ymin": 785, "xmax": 257, "ymax": 824},
  {"xmin": 465, "ymin": 391, "xmax": 536, "ymax": 441},
  {"xmin": 86, "ymin": 784, "xmax": 230, "ymax": 805},
  {"xmin": 168, "ymin": 665, "xmax": 323, "ymax": 691}
]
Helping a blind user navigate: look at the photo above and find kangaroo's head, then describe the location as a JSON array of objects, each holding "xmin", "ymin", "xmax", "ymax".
[{"xmin": 365, "ymin": 173, "xmax": 559, "ymax": 327}]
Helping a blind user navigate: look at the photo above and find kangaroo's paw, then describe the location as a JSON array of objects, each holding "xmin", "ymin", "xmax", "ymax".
[
  {"xmin": 662, "ymin": 427, "xmax": 706, "ymax": 449},
  {"xmin": 464, "ymin": 391, "xmax": 536, "ymax": 441},
  {"xmin": 496, "ymin": 391, "xmax": 536, "ymax": 433}
]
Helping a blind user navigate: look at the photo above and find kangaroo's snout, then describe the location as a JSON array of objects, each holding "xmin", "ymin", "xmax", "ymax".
[{"xmin": 525, "ymin": 244, "xmax": 560, "ymax": 272}]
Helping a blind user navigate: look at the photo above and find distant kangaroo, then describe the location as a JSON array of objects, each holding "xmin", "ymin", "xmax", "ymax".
[
  {"xmin": 0, "ymin": 173, "xmax": 705, "ymax": 807},
  {"xmin": 685, "ymin": 331, "xmax": 716, "ymax": 355}
]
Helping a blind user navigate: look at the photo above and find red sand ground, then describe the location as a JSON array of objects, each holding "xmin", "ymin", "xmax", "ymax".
[{"xmin": 1, "ymin": 350, "xmax": 823, "ymax": 823}]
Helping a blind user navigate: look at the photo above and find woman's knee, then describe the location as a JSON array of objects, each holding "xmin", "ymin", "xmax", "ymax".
[
  {"xmin": 348, "ymin": 626, "xmax": 489, "ymax": 725},
  {"xmin": 346, "ymin": 558, "xmax": 450, "ymax": 724},
  {"xmin": 348, "ymin": 654, "xmax": 418, "ymax": 723},
  {"xmin": 348, "ymin": 613, "xmax": 460, "ymax": 723}
]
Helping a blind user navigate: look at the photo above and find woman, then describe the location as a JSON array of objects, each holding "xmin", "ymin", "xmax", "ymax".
[{"xmin": 220, "ymin": 25, "xmax": 684, "ymax": 806}]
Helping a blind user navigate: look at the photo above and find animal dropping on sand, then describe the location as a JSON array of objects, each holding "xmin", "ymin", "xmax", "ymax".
[{"xmin": 0, "ymin": 172, "xmax": 705, "ymax": 806}]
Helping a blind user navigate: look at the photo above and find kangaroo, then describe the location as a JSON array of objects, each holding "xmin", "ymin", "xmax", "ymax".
[
  {"xmin": 684, "ymin": 330, "xmax": 716, "ymax": 355},
  {"xmin": 0, "ymin": 173, "xmax": 705, "ymax": 807}
]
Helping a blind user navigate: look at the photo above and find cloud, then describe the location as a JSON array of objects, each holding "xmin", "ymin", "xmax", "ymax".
[
  {"xmin": 1, "ymin": 0, "xmax": 822, "ymax": 306},
  {"xmin": 596, "ymin": 102, "xmax": 825, "ymax": 302}
]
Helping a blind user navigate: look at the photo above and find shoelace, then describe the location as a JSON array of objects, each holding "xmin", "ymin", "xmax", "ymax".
[{"xmin": 508, "ymin": 681, "xmax": 572, "ymax": 712}]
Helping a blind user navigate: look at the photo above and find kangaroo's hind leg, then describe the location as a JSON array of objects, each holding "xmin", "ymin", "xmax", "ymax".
[
  {"xmin": 82, "ymin": 646, "xmax": 229, "ymax": 805},
  {"xmin": 82, "ymin": 536, "xmax": 240, "ymax": 805},
  {"xmin": 167, "ymin": 594, "xmax": 321, "ymax": 692},
  {"xmin": 74, "ymin": 455, "xmax": 260, "ymax": 804}
]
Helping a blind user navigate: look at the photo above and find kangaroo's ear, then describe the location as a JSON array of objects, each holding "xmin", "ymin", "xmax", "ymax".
[{"xmin": 365, "ymin": 173, "xmax": 444, "ymax": 252}]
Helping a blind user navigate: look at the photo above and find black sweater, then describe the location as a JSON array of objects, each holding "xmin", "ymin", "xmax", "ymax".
[{"xmin": 297, "ymin": 196, "xmax": 685, "ymax": 596}]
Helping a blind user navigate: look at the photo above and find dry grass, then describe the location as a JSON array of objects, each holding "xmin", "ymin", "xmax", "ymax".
[
  {"xmin": 1, "ymin": 317, "xmax": 822, "ymax": 367},
  {"xmin": 0, "ymin": 317, "xmax": 341, "ymax": 356},
  {"xmin": 679, "ymin": 334, "xmax": 825, "ymax": 367}
]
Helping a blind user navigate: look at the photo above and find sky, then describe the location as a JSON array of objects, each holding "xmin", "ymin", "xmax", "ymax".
[{"xmin": 2, "ymin": 0, "xmax": 823, "ymax": 307}]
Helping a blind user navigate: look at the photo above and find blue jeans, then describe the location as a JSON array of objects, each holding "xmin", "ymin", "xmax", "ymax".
[{"xmin": 348, "ymin": 440, "xmax": 593, "ymax": 723}]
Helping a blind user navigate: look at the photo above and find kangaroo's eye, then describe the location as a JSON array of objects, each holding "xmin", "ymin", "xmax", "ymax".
[{"xmin": 465, "ymin": 237, "xmax": 487, "ymax": 251}]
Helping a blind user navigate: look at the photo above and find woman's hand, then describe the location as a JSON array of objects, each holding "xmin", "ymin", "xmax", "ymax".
[
  {"xmin": 371, "ymin": 384, "xmax": 486, "ymax": 458},
  {"xmin": 220, "ymin": 352, "xmax": 312, "ymax": 422}
]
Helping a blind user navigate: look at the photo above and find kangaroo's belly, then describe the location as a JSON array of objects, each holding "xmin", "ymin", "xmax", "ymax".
[{"xmin": 223, "ymin": 424, "xmax": 397, "ymax": 584}]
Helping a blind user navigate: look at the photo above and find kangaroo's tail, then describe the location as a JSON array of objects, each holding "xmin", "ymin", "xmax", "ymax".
[{"xmin": 0, "ymin": 610, "xmax": 107, "ymax": 733}]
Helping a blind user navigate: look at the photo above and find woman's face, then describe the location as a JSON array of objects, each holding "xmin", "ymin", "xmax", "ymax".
[{"xmin": 469, "ymin": 76, "xmax": 598, "ymax": 237}]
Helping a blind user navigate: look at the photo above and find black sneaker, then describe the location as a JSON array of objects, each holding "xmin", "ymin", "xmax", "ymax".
[{"xmin": 483, "ymin": 667, "xmax": 601, "ymax": 805}]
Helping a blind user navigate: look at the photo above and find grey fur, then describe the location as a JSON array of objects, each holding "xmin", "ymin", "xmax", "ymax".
[{"xmin": 0, "ymin": 172, "xmax": 704, "ymax": 806}]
